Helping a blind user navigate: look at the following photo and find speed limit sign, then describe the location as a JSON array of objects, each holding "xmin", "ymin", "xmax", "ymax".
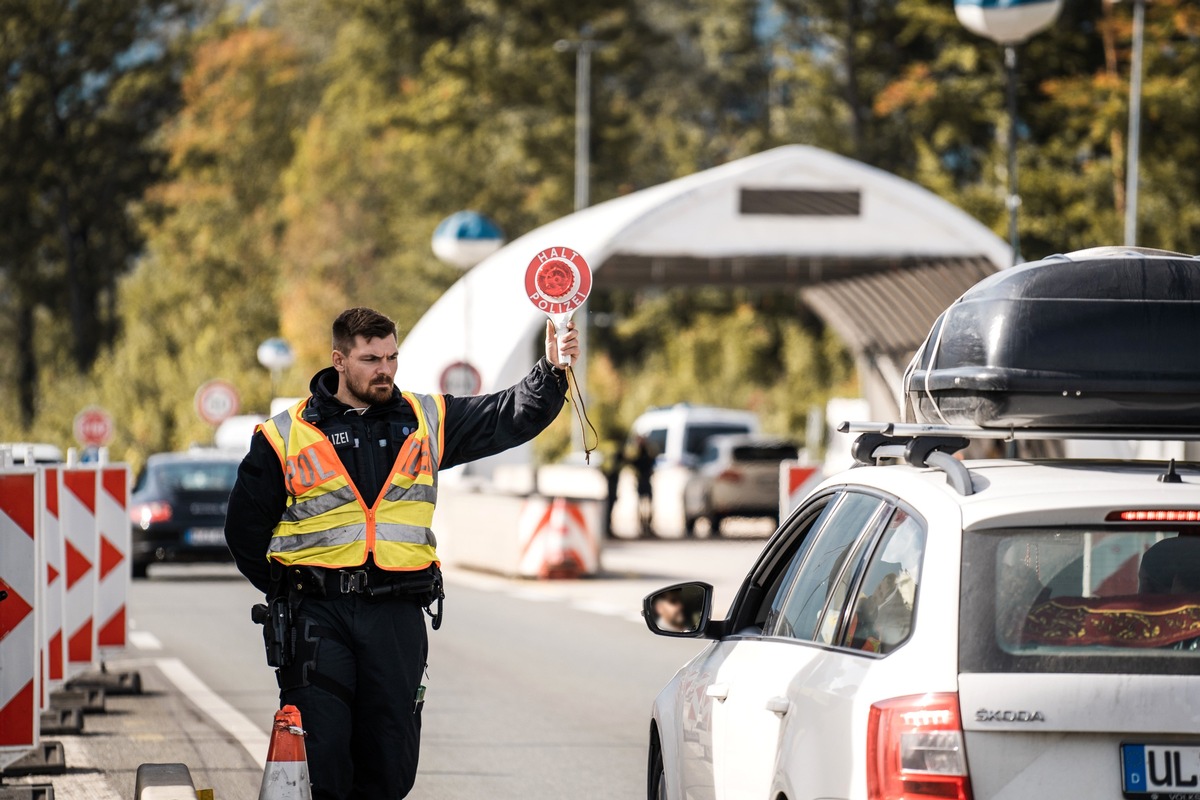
[{"xmin": 194, "ymin": 380, "xmax": 240, "ymax": 426}]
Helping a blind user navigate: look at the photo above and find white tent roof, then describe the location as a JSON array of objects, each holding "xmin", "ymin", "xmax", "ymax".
[{"xmin": 398, "ymin": 145, "xmax": 1009, "ymax": 403}]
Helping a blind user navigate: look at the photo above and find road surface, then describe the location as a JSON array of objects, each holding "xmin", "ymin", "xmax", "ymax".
[{"xmin": 117, "ymin": 536, "xmax": 764, "ymax": 799}]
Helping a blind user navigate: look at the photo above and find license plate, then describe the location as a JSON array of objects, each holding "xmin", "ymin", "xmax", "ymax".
[
  {"xmin": 186, "ymin": 527, "xmax": 226, "ymax": 546},
  {"xmin": 1122, "ymin": 744, "xmax": 1200, "ymax": 798}
]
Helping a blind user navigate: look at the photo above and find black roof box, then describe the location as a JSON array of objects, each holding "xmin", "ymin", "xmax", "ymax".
[{"xmin": 904, "ymin": 247, "xmax": 1200, "ymax": 429}]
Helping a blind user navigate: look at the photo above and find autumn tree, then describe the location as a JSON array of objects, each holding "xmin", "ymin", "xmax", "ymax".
[
  {"xmin": 0, "ymin": 0, "xmax": 194, "ymax": 426},
  {"xmin": 83, "ymin": 20, "xmax": 316, "ymax": 462}
]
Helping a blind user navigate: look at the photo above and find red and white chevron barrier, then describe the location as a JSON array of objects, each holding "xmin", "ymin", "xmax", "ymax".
[
  {"xmin": 96, "ymin": 465, "xmax": 130, "ymax": 653},
  {"xmin": 0, "ymin": 469, "xmax": 40, "ymax": 770},
  {"xmin": 61, "ymin": 467, "xmax": 99, "ymax": 677},
  {"xmin": 39, "ymin": 466, "xmax": 66, "ymax": 704},
  {"xmin": 779, "ymin": 461, "xmax": 822, "ymax": 521}
]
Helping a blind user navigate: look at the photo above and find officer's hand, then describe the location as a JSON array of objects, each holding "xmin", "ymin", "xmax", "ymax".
[{"xmin": 546, "ymin": 320, "xmax": 580, "ymax": 368}]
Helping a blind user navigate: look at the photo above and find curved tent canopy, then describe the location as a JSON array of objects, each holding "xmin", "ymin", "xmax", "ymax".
[{"xmin": 398, "ymin": 145, "xmax": 1009, "ymax": 468}]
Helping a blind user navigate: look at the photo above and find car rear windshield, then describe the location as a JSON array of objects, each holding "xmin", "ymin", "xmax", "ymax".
[
  {"xmin": 683, "ymin": 424, "xmax": 751, "ymax": 458},
  {"xmin": 960, "ymin": 527, "xmax": 1200, "ymax": 675},
  {"xmin": 732, "ymin": 444, "xmax": 798, "ymax": 463},
  {"xmin": 153, "ymin": 462, "xmax": 239, "ymax": 493}
]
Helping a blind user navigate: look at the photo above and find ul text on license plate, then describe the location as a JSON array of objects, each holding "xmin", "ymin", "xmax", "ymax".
[{"xmin": 1122, "ymin": 744, "xmax": 1200, "ymax": 798}]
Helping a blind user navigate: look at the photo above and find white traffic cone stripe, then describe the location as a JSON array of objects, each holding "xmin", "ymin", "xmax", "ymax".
[{"xmin": 260, "ymin": 762, "xmax": 311, "ymax": 799}]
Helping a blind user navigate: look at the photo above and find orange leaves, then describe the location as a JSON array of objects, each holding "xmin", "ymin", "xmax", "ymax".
[{"xmin": 874, "ymin": 64, "xmax": 936, "ymax": 117}]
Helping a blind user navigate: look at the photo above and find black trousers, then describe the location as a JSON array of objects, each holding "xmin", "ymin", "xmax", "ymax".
[{"xmin": 278, "ymin": 593, "xmax": 428, "ymax": 800}]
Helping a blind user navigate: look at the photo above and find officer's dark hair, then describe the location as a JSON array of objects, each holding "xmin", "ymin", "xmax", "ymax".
[{"xmin": 332, "ymin": 307, "xmax": 398, "ymax": 354}]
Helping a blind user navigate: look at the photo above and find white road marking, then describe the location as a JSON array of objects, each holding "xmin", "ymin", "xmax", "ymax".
[
  {"xmin": 508, "ymin": 589, "xmax": 565, "ymax": 603},
  {"xmin": 128, "ymin": 630, "xmax": 163, "ymax": 650},
  {"xmin": 155, "ymin": 657, "xmax": 268, "ymax": 767},
  {"xmin": 570, "ymin": 600, "xmax": 633, "ymax": 618}
]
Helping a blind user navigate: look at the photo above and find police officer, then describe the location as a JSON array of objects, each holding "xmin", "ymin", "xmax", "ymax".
[{"xmin": 225, "ymin": 307, "xmax": 577, "ymax": 799}]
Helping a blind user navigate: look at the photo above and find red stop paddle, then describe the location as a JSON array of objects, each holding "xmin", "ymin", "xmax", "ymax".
[{"xmin": 525, "ymin": 247, "xmax": 592, "ymax": 367}]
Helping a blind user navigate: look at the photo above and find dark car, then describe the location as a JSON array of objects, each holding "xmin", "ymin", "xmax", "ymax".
[{"xmin": 130, "ymin": 450, "xmax": 240, "ymax": 577}]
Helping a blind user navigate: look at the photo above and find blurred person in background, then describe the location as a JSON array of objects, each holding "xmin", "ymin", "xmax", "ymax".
[{"xmin": 631, "ymin": 435, "xmax": 656, "ymax": 537}]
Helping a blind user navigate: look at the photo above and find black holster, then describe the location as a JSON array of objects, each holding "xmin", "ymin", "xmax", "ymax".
[{"xmin": 251, "ymin": 596, "xmax": 294, "ymax": 668}]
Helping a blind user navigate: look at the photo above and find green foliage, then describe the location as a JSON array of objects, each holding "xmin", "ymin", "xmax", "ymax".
[
  {"xmin": 7, "ymin": 0, "xmax": 1200, "ymax": 468},
  {"xmin": 0, "ymin": 0, "xmax": 195, "ymax": 425}
]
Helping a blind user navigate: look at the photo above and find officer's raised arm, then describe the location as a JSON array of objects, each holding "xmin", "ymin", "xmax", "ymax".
[{"xmin": 438, "ymin": 320, "xmax": 579, "ymax": 470}]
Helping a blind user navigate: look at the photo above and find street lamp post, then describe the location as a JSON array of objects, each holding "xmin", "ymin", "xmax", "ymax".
[
  {"xmin": 554, "ymin": 28, "xmax": 608, "ymax": 452},
  {"xmin": 1124, "ymin": 0, "xmax": 1146, "ymax": 247},
  {"xmin": 953, "ymin": 0, "xmax": 1063, "ymax": 266},
  {"xmin": 554, "ymin": 28, "xmax": 607, "ymax": 213},
  {"xmin": 1004, "ymin": 45, "xmax": 1021, "ymax": 261}
]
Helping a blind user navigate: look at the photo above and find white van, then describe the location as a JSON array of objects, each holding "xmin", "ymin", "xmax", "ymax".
[{"xmin": 631, "ymin": 404, "xmax": 759, "ymax": 469}]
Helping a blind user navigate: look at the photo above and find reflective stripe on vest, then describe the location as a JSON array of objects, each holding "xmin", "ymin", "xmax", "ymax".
[{"xmin": 259, "ymin": 391, "xmax": 446, "ymax": 571}]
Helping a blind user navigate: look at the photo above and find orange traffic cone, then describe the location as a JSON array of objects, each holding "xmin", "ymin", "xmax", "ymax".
[{"xmin": 259, "ymin": 705, "xmax": 312, "ymax": 800}]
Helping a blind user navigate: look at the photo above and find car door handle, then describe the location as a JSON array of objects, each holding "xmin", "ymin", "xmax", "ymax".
[
  {"xmin": 765, "ymin": 696, "xmax": 791, "ymax": 716},
  {"xmin": 705, "ymin": 684, "xmax": 729, "ymax": 702}
]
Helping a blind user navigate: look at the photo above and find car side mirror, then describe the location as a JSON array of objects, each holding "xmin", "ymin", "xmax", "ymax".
[{"xmin": 642, "ymin": 581, "xmax": 713, "ymax": 638}]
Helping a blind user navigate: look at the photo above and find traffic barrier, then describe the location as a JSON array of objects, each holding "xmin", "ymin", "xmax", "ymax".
[
  {"xmin": 259, "ymin": 705, "xmax": 311, "ymax": 800},
  {"xmin": 38, "ymin": 467, "xmax": 65, "ymax": 708},
  {"xmin": 778, "ymin": 461, "xmax": 821, "ymax": 522},
  {"xmin": 0, "ymin": 469, "xmax": 40, "ymax": 772},
  {"xmin": 59, "ymin": 468, "xmax": 98, "ymax": 678},
  {"xmin": 95, "ymin": 465, "xmax": 129, "ymax": 653},
  {"xmin": 516, "ymin": 496, "xmax": 599, "ymax": 579}
]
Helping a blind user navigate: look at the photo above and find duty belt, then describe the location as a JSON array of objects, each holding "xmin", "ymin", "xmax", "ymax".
[
  {"xmin": 287, "ymin": 566, "xmax": 420, "ymax": 596},
  {"xmin": 279, "ymin": 563, "xmax": 444, "ymax": 629}
]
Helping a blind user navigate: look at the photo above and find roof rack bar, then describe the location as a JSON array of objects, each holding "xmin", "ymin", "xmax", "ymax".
[
  {"xmin": 838, "ymin": 421, "xmax": 1200, "ymax": 442},
  {"xmin": 851, "ymin": 432, "xmax": 975, "ymax": 496},
  {"xmin": 870, "ymin": 445, "xmax": 908, "ymax": 461},
  {"xmin": 925, "ymin": 451, "xmax": 974, "ymax": 496}
]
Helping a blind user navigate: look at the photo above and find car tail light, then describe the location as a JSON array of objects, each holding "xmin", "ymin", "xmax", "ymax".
[
  {"xmin": 867, "ymin": 693, "xmax": 972, "ymax": 800},
  {"xmin": 131, "ymin": 501, "xmax": 172, "ymax": 528},
  {"xmin": 717, "ymin": 469, "xmax": 743, "ymax": 483},
  {"xmin": 1106, "ymin": 509, "xmax": 1200, "ymax": 522}
]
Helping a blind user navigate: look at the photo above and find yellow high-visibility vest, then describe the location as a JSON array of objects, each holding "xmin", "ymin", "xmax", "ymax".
[{"xmin": 257, "ymin": 391, "xmax": 445, "ymax": 571}]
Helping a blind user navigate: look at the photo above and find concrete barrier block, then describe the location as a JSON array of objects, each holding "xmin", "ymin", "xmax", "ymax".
[{"xmin": 134, "ymin": 763, "xmax": 196, "ymax": 800}]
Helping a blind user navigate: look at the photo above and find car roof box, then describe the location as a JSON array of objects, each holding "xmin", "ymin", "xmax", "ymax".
[{"xmin": 904, "ymin": 248, "xmax": 1200, "ymax": 429}]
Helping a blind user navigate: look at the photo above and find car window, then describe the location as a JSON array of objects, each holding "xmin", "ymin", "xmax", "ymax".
[
  {"xmin": 152, "ymin": 462, "xmax": 239, "ymax": 493},
  {"xmin": 753, "ymin": 498, "xmax": 839, "ymax": 629},
  {"xmin": 731, "ymin": 444, "xmax": 799, "ymax": 462},
  {"xmin": 644, "ymin": 429, "xmax": 667, "ymax": 459},
  {"xmin": 841, "ymin": 508, "xmax": 927, "ymax": 654},
  {"xmin": 700, "ymin": 443, "xmax": 721, "ymax": 464},
  {"xmin": 683, "ymin": 424, "xmax": 751, "ymax": 459},
  {"xmin": 764, "ymin": 492, "xmax": 887, "ymax": 640},
  {"xmin": 961, "ymin": 528, "xmax": 1200, "ymax": 675}
]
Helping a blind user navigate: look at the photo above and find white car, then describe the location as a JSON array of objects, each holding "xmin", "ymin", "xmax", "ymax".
[
  {"xmin": 683, "ymin": 435, "xmax": 800, "ymax": 535},
  {"xmin": 644, "ymin": 435, "xmax": 1200, "ymax": 800},
  {"xmin": 642, "ymin": 247, "xmax": 1200, "ymax": 800}
]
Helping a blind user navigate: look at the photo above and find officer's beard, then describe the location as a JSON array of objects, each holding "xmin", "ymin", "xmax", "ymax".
[{"xmin": 347, "ymin": 373, "xmax": 395, "ymax": 406}]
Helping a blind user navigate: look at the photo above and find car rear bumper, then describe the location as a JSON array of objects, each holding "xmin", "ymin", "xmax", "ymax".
[{"xmin": 132, "ymin": 524, "xmax": 233, "ymax": 564}]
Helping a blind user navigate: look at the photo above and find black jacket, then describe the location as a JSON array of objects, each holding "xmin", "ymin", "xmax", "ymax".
[{"xmin": 225, "ymin": 359, "xmax": 568, "ymax": 593}]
